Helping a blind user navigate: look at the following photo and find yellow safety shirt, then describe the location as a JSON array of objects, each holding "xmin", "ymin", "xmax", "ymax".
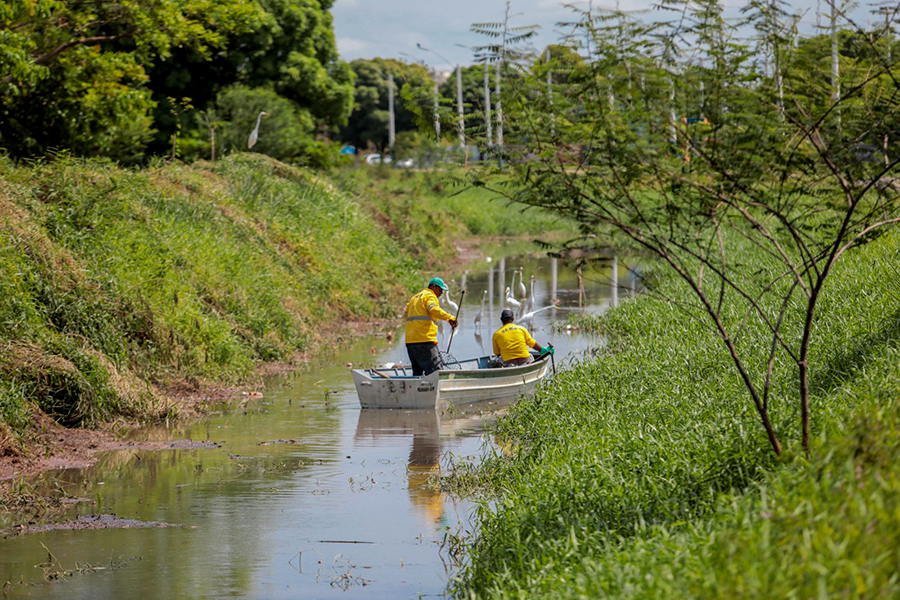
[
  {"xmin": 492, "ymin": 323, "xmax": 537, "ymax": 361},
  {"xmin": 405, "ymin": 289, "xmax": 456, "ymax": 344}
]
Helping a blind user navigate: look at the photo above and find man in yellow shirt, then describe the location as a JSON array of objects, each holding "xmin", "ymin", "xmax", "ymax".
[
  {"xmin": 492, "ymin": 309, "xmax": 549, "ymax": 367},
  {"xmin": 405, "ymin": 277, "xmax": 458, "ymax": 376}
]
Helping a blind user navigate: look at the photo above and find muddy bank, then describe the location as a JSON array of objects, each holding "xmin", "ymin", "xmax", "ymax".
[{"xmin": 0, "ymin": 415, "xmax": 222, "ymax": 482}]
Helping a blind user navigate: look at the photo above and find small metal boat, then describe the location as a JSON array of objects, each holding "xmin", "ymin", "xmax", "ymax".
[{"xmin": 352, "ymin": 354, "xmax": 552, "ymax": 410}]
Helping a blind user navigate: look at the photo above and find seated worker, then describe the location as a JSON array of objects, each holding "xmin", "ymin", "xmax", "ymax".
[
  {"xmin": 405, "ymin": 277, "xmax": 458, "ymax": 376},
  {"xmin": 491, "ymin": 309, "xmax": 552, "ymax": 367}
]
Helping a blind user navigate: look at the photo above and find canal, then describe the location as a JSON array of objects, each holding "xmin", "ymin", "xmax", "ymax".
[{"xmin": 0, "ymin": 250, "xmax": 634, "ymax": 599}]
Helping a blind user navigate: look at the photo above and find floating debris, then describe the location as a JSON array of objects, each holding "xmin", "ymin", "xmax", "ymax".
[{"xmin": 1, "ymin": 514, "xmax": 189, "ymax": 537}]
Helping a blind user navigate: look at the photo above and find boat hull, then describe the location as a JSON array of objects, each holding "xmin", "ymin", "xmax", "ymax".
[
  {"xmin": 352, "ymin": 355, "xmax": 551, "ymax": 409},
  {"xmin": 352, "ymin": 370, "xmax": 441, "ymax": 409}
]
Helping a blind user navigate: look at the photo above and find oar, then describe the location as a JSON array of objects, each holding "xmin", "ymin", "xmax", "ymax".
[
  {"xmin": 446, "ymin": 289, "xmax": 465, "ymax": 355},
  {"xmin": 549, "ymin": 343, "xmax": 557, "ymax": 375}
]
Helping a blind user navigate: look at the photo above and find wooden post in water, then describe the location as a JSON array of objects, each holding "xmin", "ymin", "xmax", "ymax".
[
  {"xmin": 577, "ymin": 266, "xmax": 584, "ymax": 309},
  {"xmin": 550, "ymin": 257, "xmax": 558, "ymax": 304},
  {"xmin": 498, "ymin": 258, "xmax": 506, "ymax": 308},
  {"xmin": 488, "ymin": 262, "xmax": 495, "ymax": 324},
  {"xmin": 611, "ymin": 254, "xmax": 618, "ymax": 308}
]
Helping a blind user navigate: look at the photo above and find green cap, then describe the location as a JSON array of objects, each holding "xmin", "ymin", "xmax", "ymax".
[{"xmin": 428, "ymin": 277, "xmax": 449, "ymax": 291}]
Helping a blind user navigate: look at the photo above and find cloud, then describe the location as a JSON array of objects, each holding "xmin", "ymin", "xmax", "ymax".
[{"xmin": 337, "ymin": 37, "xmax": 371, "ymax": 55}]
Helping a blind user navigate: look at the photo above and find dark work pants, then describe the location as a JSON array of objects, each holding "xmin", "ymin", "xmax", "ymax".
[{"xmin": 406, "ymin": 342, "xmax": 442, "ymax": 376}]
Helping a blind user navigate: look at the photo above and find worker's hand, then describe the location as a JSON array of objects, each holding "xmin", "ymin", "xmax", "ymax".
[
  {"xmin": 449, "ymin": 319, "xmax": 458, "ymax": 328},
  {"xmin": 539, "ymin": 345, "xmax": 555, "ymax": 356}
]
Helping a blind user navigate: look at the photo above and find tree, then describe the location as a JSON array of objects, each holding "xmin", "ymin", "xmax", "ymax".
[
  {"xmin": 474, "ymin": 0, "xmax": 900, "ymax": 454},
  {"xmin": 145, "ymin": 0, "xmax": 354, "ymax": 155},
  {"xmin": 0, "ymin": 0, "xmax": 264, "ymax": 160},
  {"xmin": 340, "ymin": 58, "xmax": 433, "ymax": 151}
]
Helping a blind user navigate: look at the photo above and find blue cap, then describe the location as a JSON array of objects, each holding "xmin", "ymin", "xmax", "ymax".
[{"xmin": 428, "ymin": 277, "xmax": 449, "ymax": 291}]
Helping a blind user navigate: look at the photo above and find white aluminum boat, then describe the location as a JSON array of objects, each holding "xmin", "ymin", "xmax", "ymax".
[{"xmin": 352, "ymin": 354, "xmax": 552, "ymax": 410}]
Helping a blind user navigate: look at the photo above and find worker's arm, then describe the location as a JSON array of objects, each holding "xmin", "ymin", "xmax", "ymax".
[
  {"xmin": 524, "ymin": 328, "xmax": 539, "ymax": 350},
  {"xmin": 492, "ymin": 334, "xmax": 501, "ymax": 356}
]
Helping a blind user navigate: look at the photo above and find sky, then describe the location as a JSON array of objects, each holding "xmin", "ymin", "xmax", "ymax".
[
  {"xmin": 331, "ymin": 0, "xmax": 654, "ymax": 70},
  {"xmin": 331, "ymin": 0, "xmax": 836, "ymax": 69}
]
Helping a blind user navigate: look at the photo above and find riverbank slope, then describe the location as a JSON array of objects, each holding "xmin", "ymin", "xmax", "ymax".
[
  {"xmin": 455, "ymin": 228, "xmax": 900, "ymax": 598},
  {"xmin": 0, "ymin": 154, "xmax": 558, "ymax": 476}
]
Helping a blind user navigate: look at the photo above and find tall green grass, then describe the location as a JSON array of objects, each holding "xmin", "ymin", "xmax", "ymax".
[
  {"xmin": 333, "ymin": 168, "xmax": 574, "ymax": 265},
  {"xmin": 0, "ymin": 154, "xmax": 422, "ymax": 443},
  {"xmin": 454, "ymin": 227, "xmax": 900, "ymax": 598}
]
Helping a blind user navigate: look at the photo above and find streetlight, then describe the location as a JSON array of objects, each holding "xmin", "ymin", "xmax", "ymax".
[{"xmin": 417, "ymin": 43, "xmax": 466, "ymax": 148}]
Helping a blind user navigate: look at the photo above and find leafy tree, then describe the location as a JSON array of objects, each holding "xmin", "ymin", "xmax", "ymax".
[
  {"xmin": 341, "ymin": 58, "xmax": 433, "ymax": 151},
  {"xmin": 0, "ymin": 0, "xmax": 263, "ymax": 160},
  {"xmin": 146, "ymin": 0, "xmax": 354, "ymax": 154}
]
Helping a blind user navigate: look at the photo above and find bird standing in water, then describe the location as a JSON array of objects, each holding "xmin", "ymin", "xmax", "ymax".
[
  {"xmin": 443, "ymin": 288, "xmax": 459, "ymax": 315},
  {"xmin": 517, "ymin": 268, "xmax": 527, "ymax": 299},
  {"xmin": 505, "ymin": 287, "xmax": 521, "ymax": 311},
  {"xmin": 527, "ymin": 275, "xmax": 536, "ymax": 313},
  {"xmin": 248, "ymin": 111, "xmax": 269, "ymax": 149},
  {"xmin": 473, "ymin": 290, "xmax": 487, "ymax": 331}
]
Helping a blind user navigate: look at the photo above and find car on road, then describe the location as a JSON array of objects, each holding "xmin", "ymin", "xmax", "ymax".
[{"xmin": 365, "ymin": 153, "xmax": 392, "ymax": 165}]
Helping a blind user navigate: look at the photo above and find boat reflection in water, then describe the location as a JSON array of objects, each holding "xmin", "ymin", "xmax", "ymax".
[{"xmin": 353, "ymin": 401, "xmax": 512, "ymax": 526}]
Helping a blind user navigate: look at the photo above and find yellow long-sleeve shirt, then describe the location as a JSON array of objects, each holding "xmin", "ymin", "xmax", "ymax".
[
  {"xmin": 405, "ymin": 289, "xmax": 456, "ymax": 344},
  {"xmin": 492, "ymin": 323, "xmax": 538, "ymax": 361}
]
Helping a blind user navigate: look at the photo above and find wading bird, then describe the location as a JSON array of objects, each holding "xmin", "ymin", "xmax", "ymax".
[
  {"xmin": 517, "ymin": 268, "xmax": 527, "ymax": 299},
  {"xmin": 443, "ymin": 288, "xmax": 459, "ymax": 315},
  {"xmin": 473, "ymin": 290, "xmax": 487, "ymax": 330},
  {"xmin": 504, "ymin": 287, "xmax": 521, "ymax": 311},
  {"xmin": 518, "ymin": 302, "xmax": 557, "ymax": 328},
  {"xmin": 247, "ymin": 111, "xmax": 269, "ymax": 149},
  {"xmin": 527, "ymin": 275, "xmax": 536, "ymax": 313}
]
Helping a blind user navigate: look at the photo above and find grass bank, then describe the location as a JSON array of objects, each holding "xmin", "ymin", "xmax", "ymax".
[
  {"xmin": 454, "ymin": 227, "xmax": 900, "ymax": 597},
  {"xmin": 0, "ymin": 154, "xmax": 427, "ymax": 456},
  {"xmin": 334, "ymin": 167, "xmax": 575, "ymax": 266}
]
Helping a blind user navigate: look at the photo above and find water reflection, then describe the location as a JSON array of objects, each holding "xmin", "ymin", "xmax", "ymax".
[{"xmin": 355, "ymin": 410, "xmax": 443, "ymax": 526}]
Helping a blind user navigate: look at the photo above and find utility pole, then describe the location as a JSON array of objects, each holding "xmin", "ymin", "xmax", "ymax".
[
  {"xmin": 495, "ymin": 52, "xmax": 504, "ymax": 147},
  {"xmin": 456, "ymin": 65, "xmax": 465, "ymax": 147},
  {"xmin": 484, "ymin": 61, "xmax": 492, "ymax": 147},
  {"xmin": 388, "ymin": 73, "xmax": 395, "ymax": 154},
  {"xmin": 546, "ymin": 47, "xmax": 552, "ymax": 92},
  {"xmin": 433, "ymin": 81, "xmax": 441, "ymax": 141}
]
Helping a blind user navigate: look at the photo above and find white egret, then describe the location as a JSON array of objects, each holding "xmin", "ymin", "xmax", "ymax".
[
  {"xmin": 517, "ymin": 268, "xmax": 527, "ymax": 299},
  {"xmin": 518, "ymin": 303, "xmax": 557, "ymax": 328},
  {"xmin": 247, "ymin": 111, "xmax": 269, "ymax": 149},
  {"xmin": 473, "ymin": 289, "xmax": 487, "ymax": 330},
  {"xmin": 504, "ymin": 286, "xmax": 521, "ymax": 311},
  {"xmin": 527, "ymin": 275, "xmax": 536, "ymax": 313},
  {"xmin": 444, "ymin": 288, "xmax": 459, "ymax": 315}
]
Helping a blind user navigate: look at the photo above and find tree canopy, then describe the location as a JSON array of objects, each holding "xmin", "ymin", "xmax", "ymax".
[{"xmin": 0, "ymin": 0, "xmax": 353, "ymax": 161}]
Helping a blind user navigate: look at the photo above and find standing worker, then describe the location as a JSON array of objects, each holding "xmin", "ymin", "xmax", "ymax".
[
  {"xmin": 405, "ymin": 277, "xmax": 458, "ymax": 376},
  {"xmin": 491, "ymin": 309, "xmax": 553, "ymax": 367}
]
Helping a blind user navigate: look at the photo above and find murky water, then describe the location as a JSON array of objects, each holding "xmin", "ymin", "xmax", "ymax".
[{"xmin": 0, "ymin": 249, "xmax": 633, "ymax": 599}]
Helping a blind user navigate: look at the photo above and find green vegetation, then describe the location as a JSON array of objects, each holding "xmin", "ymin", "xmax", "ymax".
[
  {"xmin": 0, "ymin": 0, "xmax": 352, "ymax": 163},
  {"xmin": 334, "ymin": 168, "xmax": 574, "ymax": 266},
  {"xmin": 0, "ymin": 154, "xmax": 422, "ymax": 450},
  {"xmin": 453, "ymin": 228, "xmax": 900, "ymax": 598}
]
